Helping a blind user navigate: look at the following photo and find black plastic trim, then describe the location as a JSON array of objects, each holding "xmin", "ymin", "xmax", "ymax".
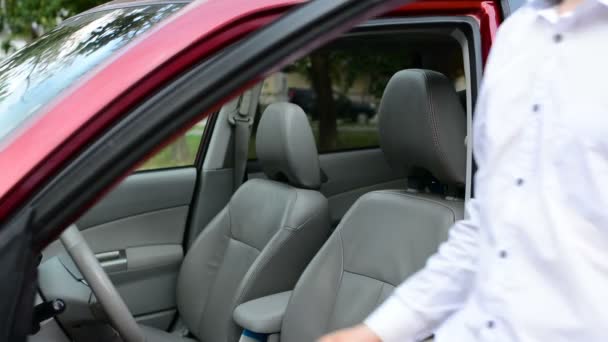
[
  {"xmin": 133, "ymin": 165, "xmax": 197, "ymax": 175},
  {"xmin": 0, "ymin": 208, "xmax": 37, "ymax": 342},
  {"xmin": 194, "ymin": 111, "xmax": 219, "ymax": 169}
]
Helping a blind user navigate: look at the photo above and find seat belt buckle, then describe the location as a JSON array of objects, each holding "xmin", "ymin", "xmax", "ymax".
[{"xmin": 228, "ymin": 112, "xmax": 253, "ymax": 126}]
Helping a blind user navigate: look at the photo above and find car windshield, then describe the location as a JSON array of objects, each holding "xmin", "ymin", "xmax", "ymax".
[{"xmin": 0, "ymin": 3, "xmax": 184, "ymax": 144}]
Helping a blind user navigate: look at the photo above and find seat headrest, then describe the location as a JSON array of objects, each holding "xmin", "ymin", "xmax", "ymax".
[
  {"xmin": 378, "ymin": 69, "xmax": 466, "ymax": 185},
  {"xmin": 256, "ymin": 103, "xmax": 322, "ymax": 190}
]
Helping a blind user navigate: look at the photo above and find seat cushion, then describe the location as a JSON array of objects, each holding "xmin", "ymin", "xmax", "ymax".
[
  {"xmin": 280, "ymin": 190, "xmax": 462, "ymax": 341},
  {"xmin": 140, "ymin": 324, "xmax": 197, "ymax": 342}
]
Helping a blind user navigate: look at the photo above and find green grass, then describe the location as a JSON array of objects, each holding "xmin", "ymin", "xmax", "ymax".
[
  {"xmin": 138, "ymin": 121, "xmax": 379, "ymax": 170},
  {"xmin": 138, "ymin": 134, "xmax": 203, "ymax": 171},
  {"xmin": 248, "ymin": 125, "xmax": 379, "ymax": 159},
  {"xmin": 331, "ymin": 130, "xmax": 379, "ymax": 152}
]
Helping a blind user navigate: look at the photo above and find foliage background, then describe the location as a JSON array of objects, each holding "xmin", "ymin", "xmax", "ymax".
[{"xmin": 0, "ymin": 0, "xmax": 105, "ymax": 53}]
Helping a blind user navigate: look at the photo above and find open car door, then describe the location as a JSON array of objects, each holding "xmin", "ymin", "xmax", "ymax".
[{"xmin": 0, "ymin": 0, "xmax": 418, "ymax": 340}]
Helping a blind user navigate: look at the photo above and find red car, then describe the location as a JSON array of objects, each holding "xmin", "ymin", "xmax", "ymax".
[{"xmin": 0, "ymin": 0, "xmax": 523, "ymax": 341}]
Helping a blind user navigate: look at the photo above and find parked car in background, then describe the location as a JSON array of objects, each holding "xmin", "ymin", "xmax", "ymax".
[
  {"xmin": 289, "ymin": 87, "xmax": 376, "ymax": 122},
  {"xmin": 287, "ymin": 87, "xmax": 316, "ymax": 117}
]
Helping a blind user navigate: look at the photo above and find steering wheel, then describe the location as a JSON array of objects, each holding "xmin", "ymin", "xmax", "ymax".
[{"xmin": 60, "ymin": 225, "xmax": 145, "ymax": 342}]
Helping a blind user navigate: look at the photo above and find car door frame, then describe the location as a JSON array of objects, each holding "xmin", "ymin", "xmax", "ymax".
[{"xmin": 0, "ymin": 0, "xmax": 419, "ymax": 340}]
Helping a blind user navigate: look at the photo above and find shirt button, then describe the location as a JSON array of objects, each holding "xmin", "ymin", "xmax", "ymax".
[
  {"xmin": 553, "ymin": 33, "xmax": 563, "ymax": 43},
  {"xmin": 499, "ymin": 250, "xmax": 508, "ymax": 258},
  {"xmin": 487, "ymin": 320, "xmax": 495, "ymax": 329},
  {"xmin": 532, "ymin": 104, "xmax": 541, "ymax": 112},
  {"xmin": 516, "ymin": 178, "xmax": 525, "ymax": 186}
]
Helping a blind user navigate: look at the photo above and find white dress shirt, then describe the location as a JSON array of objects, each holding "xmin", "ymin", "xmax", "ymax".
[{"xmin": 365, "ymin": 0, "xmax": 608, "ymax": 341}]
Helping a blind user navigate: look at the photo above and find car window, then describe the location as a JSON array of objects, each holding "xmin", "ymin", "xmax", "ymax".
[
  {"xmin": 249, "ymin": 35, "xmax": 465, "ymax": 158},
  {"xmin": 0, "ymin": 4, "xmax": 184, "ymax": 145},
  {"xmin": 138, "ymin": 118, "xmax": 207, "ymax": 171}
]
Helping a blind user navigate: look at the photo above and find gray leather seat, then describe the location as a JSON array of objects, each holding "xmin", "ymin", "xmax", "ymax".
[
  {"xmin": 143, "ymin": 103, "xmax": 330, "ymax": 342},
  {"xmin": 280, "ymin": 69, "xmax": 466, "ymax": 341}
]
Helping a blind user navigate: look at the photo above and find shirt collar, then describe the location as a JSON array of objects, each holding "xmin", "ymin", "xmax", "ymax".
[
  {"xmin": 527, "ymin": 0, "xmax": 608, "ymax": 23},
  {"xmin": 527, "ymin": 0, "xmax": 608, "ymax": 9}
]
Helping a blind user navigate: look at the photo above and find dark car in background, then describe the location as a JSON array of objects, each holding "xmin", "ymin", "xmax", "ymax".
[{"xmin": 288, "ymin": 87, "xmax": 376, "ymax": 122}]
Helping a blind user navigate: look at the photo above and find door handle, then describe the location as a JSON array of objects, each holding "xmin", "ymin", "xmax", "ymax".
[{"xmin": 95, "ymin": 250, "xmax": 127, "ymax": 273}]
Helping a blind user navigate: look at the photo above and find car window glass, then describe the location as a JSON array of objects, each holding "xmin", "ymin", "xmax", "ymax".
[
  {"xmin": 249, "ymin": 35, "xmax": 465, "ymax": 158},
  {"xmin": 138, "ymin": 117, "xmax": 207, "ymax": 171},
  {"xmin": 0, "ymin": 4, "xmax": 184, "ymax": 144}
]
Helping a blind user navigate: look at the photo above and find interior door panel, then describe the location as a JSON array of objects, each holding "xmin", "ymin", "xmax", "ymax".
[
  {"xmin": 75, "ymin": 168, "xmax": 196, "ymax": 230},
  {"xmin": 41, "ymin": 168, "xmax": 196, "ymax": 329}
]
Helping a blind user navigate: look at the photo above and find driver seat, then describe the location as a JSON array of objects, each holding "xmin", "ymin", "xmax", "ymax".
[
  {"xmin": 142, "ymin": 103, "xmax": 330, "ymax": 342},
  {"xmin": 280, "ymin": 69, "xmax": 466, "ymax": 341}
]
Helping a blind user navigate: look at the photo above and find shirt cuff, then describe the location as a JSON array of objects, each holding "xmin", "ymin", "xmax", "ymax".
[{"xmin": 364, "ymin": 295, "xmax": 430, "ymax": 342}]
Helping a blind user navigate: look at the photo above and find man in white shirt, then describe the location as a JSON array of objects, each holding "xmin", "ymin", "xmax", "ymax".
[{"xmin": 320, "ymin": 0, "xmax": 608, "ymax": 341}]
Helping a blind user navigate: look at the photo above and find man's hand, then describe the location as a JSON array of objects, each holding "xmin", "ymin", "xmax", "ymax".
[{"xmin": 318, "ymin": 324, "xmax": 382, "ymax": 342}]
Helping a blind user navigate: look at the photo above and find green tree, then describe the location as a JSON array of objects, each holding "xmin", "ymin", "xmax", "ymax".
[
  {"xmin": 310, "ymin": 51, "xmax": 338, "ymax": 151},
  {"xmin": 1, "ymin": 0, "xmax": 105, "ymax": 52},
  {"xmin": 292, "ymin": 47, "xmax": 419, "ymax": 151}
]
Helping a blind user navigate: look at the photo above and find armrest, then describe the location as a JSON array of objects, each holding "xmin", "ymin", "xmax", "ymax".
[{"xmin": 233, "ymin": 291, "xmax": 292, "ymax": 334}]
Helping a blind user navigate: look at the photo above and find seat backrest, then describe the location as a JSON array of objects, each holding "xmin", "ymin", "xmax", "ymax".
[
  {"xmin": 281, "ymin": 69, "xmax": 466, "ymax": 341},
  {"xmin": 176, "ymin": 103, "xmax": 330, "ymax": 342}
]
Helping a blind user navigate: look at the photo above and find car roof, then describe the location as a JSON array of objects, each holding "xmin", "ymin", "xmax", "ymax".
[{"xmin": 74, "ymin": 0, "xmax": 520, "ymax": 19}]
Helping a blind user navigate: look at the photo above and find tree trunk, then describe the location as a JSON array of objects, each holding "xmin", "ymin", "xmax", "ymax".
[
  {"xmin": 310, "ymin": 51, "xmax": 337, "ymax": 152},
  {"xmin": 1, "ymin": 0, "xmax": 10, "ymax": 34}
]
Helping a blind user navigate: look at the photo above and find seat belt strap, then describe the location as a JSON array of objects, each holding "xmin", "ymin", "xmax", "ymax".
[
  {"xmin": 232, "ymin": 115, "xmax": 251, "ymax": 191},
  {"xmin": 229, "ymin": 96, "xmax": 254, "ymax": 191}
]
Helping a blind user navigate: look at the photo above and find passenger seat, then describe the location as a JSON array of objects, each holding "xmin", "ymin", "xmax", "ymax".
[
  {"xmin": 142, "ymin": 103, "xmax": 330, "ymax": 342},
  {"xmin": 279, "ymin": 69, "xmax": 467, "ymax": 341}
]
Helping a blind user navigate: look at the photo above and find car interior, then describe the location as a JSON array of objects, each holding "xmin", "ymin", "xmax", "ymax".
[{"xmin": 32, "ymin": 20, "xmax": 479, "ymax": 342}]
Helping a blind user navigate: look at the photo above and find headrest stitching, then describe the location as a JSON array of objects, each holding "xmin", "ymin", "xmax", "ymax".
[
  {"xmin": 422, "ymin": 71, "xmax": 452, "ymax": 182},
  {"xmin": 278, "ymin": 112, "xmax": 291, "ymax": 182}
]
